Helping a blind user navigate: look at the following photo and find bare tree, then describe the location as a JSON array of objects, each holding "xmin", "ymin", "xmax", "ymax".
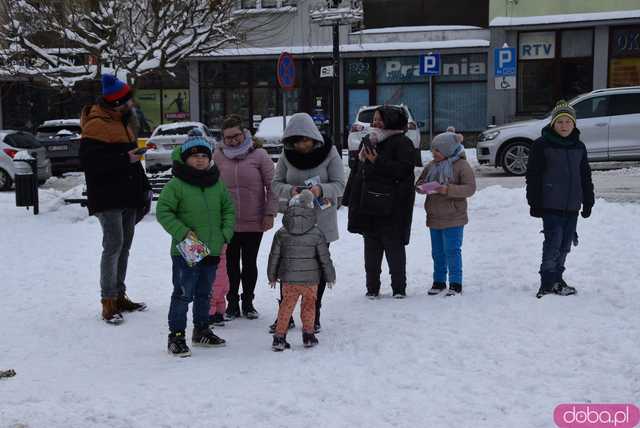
[{"xmin": 0, "ymin": 0, "xmax": 239, "ymax": 87}]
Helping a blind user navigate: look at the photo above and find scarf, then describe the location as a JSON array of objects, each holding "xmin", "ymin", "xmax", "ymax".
[
  {"xmin": 172, "ymin": 161, "xmax": 220, "ymax": 188},
  {"xmin": 425, "ymin": 144, "xmax": 464, "ymax": 185},
  {"xmin": 221, "ymin": 129, "xmax": 254, "ymax": 160},
  {"xmin": 367, "ymin": 128, "xmax": 404, "ymax": 146},
  {"xmin": 541, "ymin": 125, "xmax": 580, "ymax": 147},
  {"xmin": 284, "ymin": 135, "xmax": 333, "ymax": 170}
]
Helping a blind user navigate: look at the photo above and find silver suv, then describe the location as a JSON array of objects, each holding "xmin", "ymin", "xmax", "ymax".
[{"xmin": 477, "ymin": 86, "xmax": 640, "ymax": 175}]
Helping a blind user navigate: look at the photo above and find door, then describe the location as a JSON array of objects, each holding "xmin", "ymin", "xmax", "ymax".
[
  {"xmin": 347, "ymin": 89, "xmax": 370, "ymax": 129},
  {"xmin": 608, "ymin": 93, "xmax": 640, "ymax": 161},
  {"xmin": 572, "ymin": 95, "xmax": 610, "ymax": 161}
]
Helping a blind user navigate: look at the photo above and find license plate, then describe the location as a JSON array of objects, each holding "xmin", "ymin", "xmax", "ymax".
[{"xmin": 48, "ymin": 145, "xmax": 68, "ymax": 151}]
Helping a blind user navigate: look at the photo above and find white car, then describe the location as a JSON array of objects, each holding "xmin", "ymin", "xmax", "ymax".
[
  {"xmin": 254, "ymin": 116, "xmax": 293, "ymax": 162},
  {"xmin": 0, "ymin": 130, "xmax": 52, "ymax": 190},
  {"xmin": 477, "ymin": 86, "xmax": 640, "ymax": 175},
  {"xmin": 144, "ymin": 121, "xmax": 219, "ymax": 172},
  {"xmin": 347, "ymin": 104, "xmax": 422, "ymax": 167}
]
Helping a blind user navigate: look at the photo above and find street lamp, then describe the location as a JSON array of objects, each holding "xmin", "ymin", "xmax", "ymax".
[{"xmin": 310, "ymin": 0, "xmax": 363, "ymax": 155}]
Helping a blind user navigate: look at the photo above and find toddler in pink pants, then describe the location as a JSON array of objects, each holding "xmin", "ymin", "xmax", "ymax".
[{"xmin": 209, "ymin": 245, "xmax": 230, "ymax": 326}]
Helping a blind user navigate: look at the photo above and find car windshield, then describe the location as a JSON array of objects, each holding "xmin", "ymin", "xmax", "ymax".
[
  {"xmin": 36, "ymin": 125, "xmax": 82, "ymax": 137},
  {"xmin": 155, "ymin": 126, "xmax": 196, "ymax": 136},
  {"xmin": 357, "ymin": 109, "xmax": 376, "ymax": 124},
  {"xmin": 5, "ymin": 133, "xmax": 42, "ymax": 149}
]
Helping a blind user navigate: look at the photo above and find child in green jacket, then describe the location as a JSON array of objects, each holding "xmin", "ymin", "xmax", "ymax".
[{"xmin": 157, "ymin": 132, "xmax": 235, "ymax": 357}]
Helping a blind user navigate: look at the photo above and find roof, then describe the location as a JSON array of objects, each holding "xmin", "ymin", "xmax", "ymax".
[
  {"xmin": 490, "ymin": 9, "xmax": 640, "ymax": 27},
  {"xmin": 155, "ymin": 122, "xmax": 205, "ymax": 130},
  {"xmin": 351, "ymin": 25, "xmax": 482, "ymax": 35},
  {"xmin": 191, "ymin": 39, "xmax": 490, "ymax": 59},
  {"xmin": 40, "ymin": 119, "xmax": 81, "ymax": 127}
]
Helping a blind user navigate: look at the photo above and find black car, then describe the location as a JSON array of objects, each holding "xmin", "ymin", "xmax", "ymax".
[{"xmin": 36, "ymin": 119, "xmax": 83, "ymax": 175}]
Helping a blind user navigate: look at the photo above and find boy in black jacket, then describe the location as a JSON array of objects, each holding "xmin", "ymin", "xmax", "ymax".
[{"xmin": 526, "ymin": 100, "xmax": 594, "ymax": 298}]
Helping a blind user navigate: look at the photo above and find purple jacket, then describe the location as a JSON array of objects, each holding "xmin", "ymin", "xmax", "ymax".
[{"xmin": 213, "ymin": 146, "xmax": 278, "ymax": 232}]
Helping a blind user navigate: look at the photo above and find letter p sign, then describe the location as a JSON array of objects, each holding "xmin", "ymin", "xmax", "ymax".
[
  {"xmin": 420, "ymin": 54, "xmax": 441, "ymax": 76},
  {"xmin": 495, "ymin": 47, "xmax": 516, "ymax": 77}
]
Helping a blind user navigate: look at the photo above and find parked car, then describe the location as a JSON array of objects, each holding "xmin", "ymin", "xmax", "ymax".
[
  {"xmin": 0, "ymin": 130, "xmax": 52, "ymax": 190},
  {"xmin": 347, "ymin": 104, "xmax": 422, "ymax": 167},
  {"xmin": 477, "ymin": 86, "xmax": 640, "ymax": 175},
  {"xmin": 254, "ymin": 116, "xmax": 293, "ymax": 162},
  {"xmin": 144, "ymin": 121, "xmax": 219, "ymax": 172},
  {"xmin": 36, "ymin": 119, "xmax": 82, "ymax": 175}
]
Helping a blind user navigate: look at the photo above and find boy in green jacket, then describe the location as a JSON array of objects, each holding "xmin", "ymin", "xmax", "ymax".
[{"xmin": 157, "ymin": 131, "xmax": 235, "ymax": 357}]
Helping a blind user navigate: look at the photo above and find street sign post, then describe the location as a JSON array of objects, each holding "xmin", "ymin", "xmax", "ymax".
[
  {"xmin": 420, "ymin": 53, "xmax": 440, "ymax": 143},
  {"xmin": 277, "ymin": 52, "xmax": 296, "ymax": 130},
  {"xmin": 494, "ymin": 47, "xmax": 517, "ymax": 90}
]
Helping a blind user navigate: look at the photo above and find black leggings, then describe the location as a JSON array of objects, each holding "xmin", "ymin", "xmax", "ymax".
[{"xmin": 226, "ymin": 232, "xmax": 263, "ymax": 307}]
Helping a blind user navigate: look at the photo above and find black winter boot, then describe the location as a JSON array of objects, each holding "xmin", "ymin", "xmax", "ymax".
[
  {"xmin": 225, "ymin": 301, "xmax": 241, "ymax": 319},
  {"xmin": 303, "ymin": 332, "xmax": 319, "ymax": 348},
  {"xmin": 192, "ymin": 325, "xmax": 226, "ymax": 347},
  {"xmin": 428, "ymin": 282, "xmax": 447, "ymax": 295},
  {"xmin": 271, "ymin": 335, "xmax": 291, "ymax": 352},
  {"xmin": 446, "ymin": 283, "xmax": 462, "ymax": 296},
  {"xmin": 553, "ymin": 279, "xmax": 577, "ymax": 296},
  {"xmin": 168, "ymin": 331, "xmax": 191, "ymax": 357}
]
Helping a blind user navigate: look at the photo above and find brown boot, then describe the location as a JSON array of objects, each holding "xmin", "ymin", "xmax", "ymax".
[
  {"xmin": 101, "ymin": 299, "xmax": 124, "ymax": 325},
  {"xmin": 116, "ymin": 294, "xmax": 147, "ymax": 312}
]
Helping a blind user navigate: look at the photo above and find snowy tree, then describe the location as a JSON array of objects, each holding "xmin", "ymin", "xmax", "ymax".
[{"xmin": 0, "ymin": 0, "xmax": 240, "ymax": 87}]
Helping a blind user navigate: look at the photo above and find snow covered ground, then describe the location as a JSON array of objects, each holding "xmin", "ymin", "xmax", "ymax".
[{"xmin": 1, "ymin": 177, "xmax": 639, "ymax": 428}]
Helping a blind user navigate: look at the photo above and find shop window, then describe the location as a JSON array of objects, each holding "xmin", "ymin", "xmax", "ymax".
[
  {"xmin": 348, "ymin": 89, "xmax": 370, "ymax": 126},
  {"xmin": 609, "ymin": 58, "xmax": 640, "ymax": 87},
  {"xmin": 261, "ymin": 0, "xmax": 278, "ymax": 7},
  {"xmin": 252, "ymin": 88, "xmax": 278, "ymax": 126},
  {"xmin": 610, "ymin": 93, "xmax": 640, "ymax": 116},
  {"xmin": 200, "ymin": 62, "xmax": 224, "ymax": 86},
  {"xmin": 281, "ymin": 0, "xmax": 297, "ymax": 5},
  {"xmin": 201, "ymin": 88, "xmax": 225, "ymax": 129},
  {"xmin": 609, "ymin": 26, "xmax": 640, "ymax": 87},
  {"xmin": 377, "ymin": 57, "xmax": 425, "ymax": 84},
  {"xmin": 434, "ymin": 82, "xmax": 486, "ymax": 132},
  {"xmin": 517, "ymin": 61, "xmax": 554, "ymax": 113},
  {"xmin": 345, "ymin": 59, "xmax": 373, "ymax": 85},
  {"xmin": 240, "ymin": 0, "xmax": 257, "ymax": 8},
  {"xmin": 224, "ymin": 63, "xmax": 250, "ymax": 86},
  {"xmin": 254, "ymin": 61, "xmax": 276, "ymax": 86},
  {"xmin": 561, "ymin": 29, "xmax": 593, "ymax": 58},
  {"xmin": 225, "ymin": 88, "xmax": 250, "ymax": 126},
  {"xmin": 376, "ymin": 84, "xmax": 429, "ymax": 131},
  {"xmin": 573, "ymin": 96, "xmax": 610, "ymax": 119}
]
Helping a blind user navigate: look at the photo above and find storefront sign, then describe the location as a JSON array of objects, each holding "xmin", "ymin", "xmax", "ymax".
[
  {"xmin": 380, "ymin": 54, "xmax": 486, "ymax": 83},
  {"xmin": 611, "ymin": 27, "xmax": 640, "ymax": 58},
  {"xmin": 519, "ymin": 32, "xmax": 555, "ymax": 60}
]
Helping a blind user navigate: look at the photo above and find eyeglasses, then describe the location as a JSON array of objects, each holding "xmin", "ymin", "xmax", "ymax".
[{"xmin": 223, "ymin": 133, "xmax": 243, "ymax": 142}]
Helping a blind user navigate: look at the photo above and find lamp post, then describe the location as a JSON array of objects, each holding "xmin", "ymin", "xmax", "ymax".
[{"xmin": 310, "ymin": 1, "xmax": 363, "ymax": 155}]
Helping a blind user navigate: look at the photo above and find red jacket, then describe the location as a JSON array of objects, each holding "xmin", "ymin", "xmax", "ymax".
[{"xmin": 213, "ymin": 146, "xmax": 278, "ymax": 232}]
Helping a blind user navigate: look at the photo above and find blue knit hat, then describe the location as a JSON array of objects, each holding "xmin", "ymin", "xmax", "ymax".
[
  {"xmin": 101, "ymin": 74, "xmax": 132, "ymax": 106},
  {"xmin": 180, "ymin": 128, "xmax": 212, "ymax": 161}
]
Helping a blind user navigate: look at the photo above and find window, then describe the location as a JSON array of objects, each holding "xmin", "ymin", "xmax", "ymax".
[
  {"xmin": 5, "ymin": 133, "xmax": 42, "ymax": 149},
  {"xmin": 377, "ymin": 84, "xmax": 429, "ymax": 131},
  {"xmin": 224, "ymin": 63, "xmax": 250, "ymax": 86},
  {"xmin": 281, "ymin": 0, "xmax": 297, "ymax": 6},
  {"xmin": 261, "ymin": 0, "xmax": 278, "ymax": 7},
  {"xmin": 240, "ymin": 0, "xmax": 257, "ymax": 8},
  {"xmin": 226, "ymin": 89, "xmax": 250, "ymax": 125},
  {"xmin": 434, "ymin": 82, "xmax": 487, "ymax": 132},
  {"xmin": 518, "ymin": 61, "xmax": 554, "ymax": 113},
  {"xmin": 561, "ymin": 29, "xmax": 593, "ymax": 58},
  {"xmin": 573, "ymin": 96, "xmax": 609, "ymax": 119},
  {"xmin": 200, "ymin": 88, "xmax": 224, "ymax": 129},
  {"xmin": 610, "ymin": 93, "xmax": 640, "ymax": 116}
]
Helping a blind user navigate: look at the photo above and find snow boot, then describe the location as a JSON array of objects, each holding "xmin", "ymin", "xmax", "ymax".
[
  {"xmin": 116, "ymin": 293, "xmax": 147, "ymax": 312},
  {"xmin": 242, "ymin": 302, "xmax": 259, "ymax": 320},
  {"xmin": 392, "ymin": 291, "xmax": 407, "ymax": 299},
  {"xmin": 536, "ymin": 283, "xmax": 554, "ymax": 299},
  {"xmin": 225, "ymin": 301, "xmax": 241, "ymax": 320},
  {"xmin": 101, "ymin": 298, "xmax": 124, "ymax": 325},
  {"xmin": 271, "ymin": 335, "xmax": 291, "ymax": 352},
  {"xmin": 209, "ymin": 313, "xmax": 225, "ymax": 327},
  {"xmin": 445, "ymin": 283, "xmax": 462, "ymax": 296},
  {"xmin": 428, "ymin": 282, "xmax": 447, "ymax": 295},
  {"xmin": 192, "ymin": 325, "xmax": 226, "ymax": 347},
  {"xmin": 553, "ymin": 280, "xmax": 577, "ymax": 296},
  {"xmin": 168, "ymin": 331, "xmax": 191, "ymax": 358},
  {"xmin": 314, "ymin": 310, "xmax": 321, "ymax": 334},
  {"xmin": 303, "ymin": 332, "xmax": 319, "ymax": 348},
  {"xmin": 269, "ymin": 317, "xmax": 295, "ymax": 334},
  {"xmin": 365, "ymin": 291, "xmax": 379, "ymax": 300}
]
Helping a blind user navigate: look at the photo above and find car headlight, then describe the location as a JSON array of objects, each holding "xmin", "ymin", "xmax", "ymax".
[{"xmin": 481, "ymin": 130, "xmax": 500, "ymax": 141}]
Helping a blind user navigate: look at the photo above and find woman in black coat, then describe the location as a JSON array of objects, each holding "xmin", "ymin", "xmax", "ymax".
[{"xmin": 343, "ymin": 106, "xmax": 416, "ymax": 298}]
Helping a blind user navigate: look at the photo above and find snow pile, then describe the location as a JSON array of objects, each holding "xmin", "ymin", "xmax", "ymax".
[
  {"xmin": 0, "ymin": 185, "xmax": 638, "ymax": 427},
  {"xmin": 592, "ymin": 167, "xmax": 640, "ymax": 177}
]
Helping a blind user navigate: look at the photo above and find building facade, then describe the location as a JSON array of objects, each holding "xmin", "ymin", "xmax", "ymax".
[{"xmin": 487, "ymin": 0, "xmax": 640, "ymax": 125}]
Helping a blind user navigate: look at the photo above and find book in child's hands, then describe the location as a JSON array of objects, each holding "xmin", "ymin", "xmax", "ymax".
[
  {"xmin": 418, "ymin": 181, "xmax": 443, "ymax": 195},
  {"xmin": 177, "ymin": 236, "xmax": 211, "ymax": 267}
]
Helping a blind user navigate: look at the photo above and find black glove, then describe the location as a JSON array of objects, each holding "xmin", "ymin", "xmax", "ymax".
[
  {"xmin": 530, "ymin": 206, "xmax": 543, "ymax": 218},
  {"xmin": 581, "ymin": 206, "xmax": 592, "ymax": 219}
]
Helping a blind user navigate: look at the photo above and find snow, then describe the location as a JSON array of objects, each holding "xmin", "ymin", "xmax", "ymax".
[
  {"xmin": 255, "ymin": 116, "xmax": 293, "ymax": 139},
  {"xmin": 194, "ymin": 39, "xmax": 490, "ymax": 58},
  {"xmin": 1, "ymin": 174, "xmax": 639, "ymax": 427},
  {"xmin": 592, "ymin": 167, "xmax": 640, "ymax": 177},
  {"xmin": 352, "ymin": 25, "xmax": 482, "ymax": 35},
  {"xmin": 490, "ymin": 9, "xmax": 640, "ymax": 27}
]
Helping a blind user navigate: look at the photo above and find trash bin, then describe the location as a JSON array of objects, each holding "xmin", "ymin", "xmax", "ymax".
[{"xmin": 14, "ymin": 151, "xmax": 39, "ymax": 215}]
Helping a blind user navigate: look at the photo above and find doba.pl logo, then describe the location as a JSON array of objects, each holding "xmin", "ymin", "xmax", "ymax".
[{"xmin": 554, "ymin": 404, "xmax": 640, "ymax": 428}]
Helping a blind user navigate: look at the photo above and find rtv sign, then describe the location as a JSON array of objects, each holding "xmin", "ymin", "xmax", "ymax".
[{"xmin": 519, "ymin": 31, "xmax": 555, "ymax": 60}]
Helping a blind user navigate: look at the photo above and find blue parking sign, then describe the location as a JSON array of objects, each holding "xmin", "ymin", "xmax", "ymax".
[
  {"xmin": 495, "ymin": 48, "xmax": 516, "ymax": 76},
  {"xmin": 420, "ymin": 54, "xmax": 440, "ymax": 76}
]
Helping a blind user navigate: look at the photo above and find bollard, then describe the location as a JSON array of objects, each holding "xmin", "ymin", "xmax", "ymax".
[{"xmin": 13, "ymin": 150, "xmax": 39, "ymax": 215}]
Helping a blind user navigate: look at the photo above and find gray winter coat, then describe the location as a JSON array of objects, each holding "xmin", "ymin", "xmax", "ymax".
[
  {"xmin": 267, "ymin": 206, "xmax": 336, "ymax": 285},
  {"xmin": 272, "ymin": 113, "xmax": 345, "ymax": 242}
]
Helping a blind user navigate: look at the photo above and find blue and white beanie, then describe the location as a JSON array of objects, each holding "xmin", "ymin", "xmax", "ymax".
[{"xmin": 180, "ymin": 128, "xmax": 212, "ymax": 161}]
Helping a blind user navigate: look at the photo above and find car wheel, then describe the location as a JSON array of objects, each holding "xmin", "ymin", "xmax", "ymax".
[
  {"xmin": 0, "ymin": 168, "xmax": 13, "ymax": 191},
  {"xmin": 501, "ymin": 141, "xmax": 531, "ymax": 176}
]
